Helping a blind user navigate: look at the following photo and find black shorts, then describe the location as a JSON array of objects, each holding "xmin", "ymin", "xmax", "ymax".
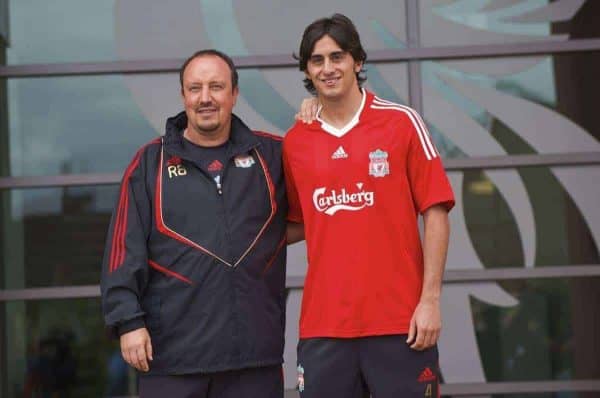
[
  {"xmin": 297, "ymin": 335, "xmax": 440, "ymax": 398},
  {"xmin": 138, "ymin": 365, "xmax": 283, "ymax": 398}
]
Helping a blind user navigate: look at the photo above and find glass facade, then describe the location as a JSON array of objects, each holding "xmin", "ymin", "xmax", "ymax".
[
  {"xmin": 6, "ymin": 75, "xmax": 158, "ymax": 176},
  {"xmin": 422, "ymin": 53, "xmax": 600, "ymax": 159},
  {"xmin": 7, "ymin": 0, "xmax": 116, "ymax": 65},
  {"xmin": 472, "ymin": 277, "xmax": 600, "ymax": 384},
  {"xmin": 420, "ymin": 0, "xmax": 600, "ymax": 47},
  {"xmin": 1, "ymin": 1, "xmax": 599, "ymax": 397},
  {"xmin": 2, "ymin": 298, "xmax": 133, "ymax": 397},
  {"xmin": 1, "ymin": 186, "xmax": 116, "ymax": 289}
]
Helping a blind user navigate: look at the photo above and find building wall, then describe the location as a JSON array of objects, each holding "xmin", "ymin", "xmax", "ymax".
[{"xmin": 1, "ymin": 1, "xmax": 599, "ymax": 397}]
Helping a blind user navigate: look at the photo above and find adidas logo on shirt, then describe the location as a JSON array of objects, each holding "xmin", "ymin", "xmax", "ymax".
[{"xmin": 331, "ymin": 146, "xmax": 348, "ymax": 159}]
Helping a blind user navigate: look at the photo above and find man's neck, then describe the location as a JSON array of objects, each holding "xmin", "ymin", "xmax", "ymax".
[
  {"xmin": 318, "ymin": 88, "xmax": 363, "ymax": 129},
  {"xmin": 184, "ymin": 127, "xmax": 230, "ymax": 147}
]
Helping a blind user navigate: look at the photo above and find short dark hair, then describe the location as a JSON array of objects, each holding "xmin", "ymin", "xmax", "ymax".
[
  {"xmin": 296, "ymin": 13, "xmax": 367, "ymax": 95},
  {"xmin": 179, "ymin": 49, "xmax": 239, "ymax": 92}
]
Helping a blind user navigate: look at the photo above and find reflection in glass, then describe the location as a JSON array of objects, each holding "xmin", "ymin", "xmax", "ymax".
[
  {"xmin": 1, "ymin": 186, "xmax": 117, "ymax": 289},
  {"xmin": 454, "ymin": 166, "xmax": 599, "ymax": 269},
  {"xmin": 472, "ymin": 278, "xmax": 600, "ymax": 387},
  {"xmin": 5, "ymin": 75, "xmax": 158, "ymax": 177},
  {"xmin": 7, "ymin": 0, "xmax": 117, "ymax": 65},
  {"xmin": 420, "ymin": 0, "xmax": 599, "ymax": 47},
  {"xmin": 1, "ymin": 299, "xmax": 133, "ymax": 398},
  {"xmin": 422, "ymin": 53, "xmax": 600, "ymax": 160}
]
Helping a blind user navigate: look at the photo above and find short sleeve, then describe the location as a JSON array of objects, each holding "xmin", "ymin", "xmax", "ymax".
[{"xmin": 405, "ymin": 112, "xmax": 455, "ymax": 214}]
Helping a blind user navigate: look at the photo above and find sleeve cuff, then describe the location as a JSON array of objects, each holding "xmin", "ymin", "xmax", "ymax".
[
  {"xmin": 117, "ymin": 317, "xmax": 146, "ymax": 337},
  {"xmin": 420, "ymin": 198, "xmax": 455, "ymax": 214}
]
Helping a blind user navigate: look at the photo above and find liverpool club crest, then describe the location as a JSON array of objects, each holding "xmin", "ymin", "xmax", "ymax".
[
  {"xmin": 234, "ymin": 155, "xmax": 255, "ymax": 168},
  {"xmin": 369, "ymin": 149, "xmax": 390, "ymax": 177}
]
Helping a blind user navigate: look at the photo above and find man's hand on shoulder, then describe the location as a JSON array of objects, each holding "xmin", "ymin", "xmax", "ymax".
[
  {"xmin": 120, "ymin": 327, "xmax": 153, "ymax": 372},
  {"xmin": 406, "ymin": 299, "xmax": 441, "ymax": 351},
  {"xmin": 295, "ymin": 97, "xmax": 320, "ymax": 123}
]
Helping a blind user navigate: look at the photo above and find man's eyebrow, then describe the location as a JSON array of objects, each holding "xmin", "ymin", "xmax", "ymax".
[{"xmin": 310, "ymin": 51, "xmax": 345, "ymax": 58}]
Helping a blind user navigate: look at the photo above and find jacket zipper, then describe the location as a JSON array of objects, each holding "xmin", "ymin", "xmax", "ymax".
[{"xmin": 214, "ymin": 175, "xmax": 223, "ymax": 195}]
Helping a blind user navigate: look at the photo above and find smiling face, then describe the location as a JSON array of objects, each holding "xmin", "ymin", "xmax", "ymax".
[
  {"xmin": 304, "ymin": 34, "xmax": 363, "ymax": 102},
  {"xmin": 181, "ymin": 55, "xmax": 238, "ymax": 144}
]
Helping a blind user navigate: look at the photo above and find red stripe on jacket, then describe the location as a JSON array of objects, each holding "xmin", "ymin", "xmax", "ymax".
[
  {"xmin": 109, "ymin": 138, "xmax": 161, "ymax": 273},
  {"xmin": 148, "ymin": 260, "xmax": 193, "ymax": 285},
  {"xmin": 253, "ymin": 130, "xmax": 283, "ymax": 141}
]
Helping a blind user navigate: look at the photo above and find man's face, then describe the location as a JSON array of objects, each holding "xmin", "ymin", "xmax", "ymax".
[
  {"xmin": 181, "ymin": 55, "xmax": 238, "ymax": 138},
  {"xmin": 305, "ymin": 35, "xmax": 362, "ymax": 101}
]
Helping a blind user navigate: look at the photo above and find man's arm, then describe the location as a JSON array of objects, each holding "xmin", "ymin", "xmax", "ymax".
[
  {"xmin": 101, "ymin": 149, "xmax": 155, "ymax": 372},
  {"xmin": 287, "ymin": 222, "xmax": 305, "ymax": 244},
  {"xmin": 407, "ymin": 204, "xmax": 450, "ymax": 350}
]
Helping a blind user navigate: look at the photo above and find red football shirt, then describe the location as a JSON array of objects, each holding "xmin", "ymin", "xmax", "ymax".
[{"xmin": 283, "ymin": 90, "xmax": 455, "ymax": 338}]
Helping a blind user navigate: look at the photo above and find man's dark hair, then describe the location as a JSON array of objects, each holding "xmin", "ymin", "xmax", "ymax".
[
  {"xmin": 296, "ymin": 13, "xmax": 367, "ymax": 95},
  {"xmin": 179, "ymin": 49, "xmax": 239, "ymax": 92}
]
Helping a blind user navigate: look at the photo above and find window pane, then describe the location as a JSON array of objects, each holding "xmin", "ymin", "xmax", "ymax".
[
  {"xmin": 5, "ymin": 75, "xmax": 159, "ymax": 177},
  {"xmin": 7, "ymin": 0, "xmax": 116, "ymax": 65},
  {"xmin": 446, "ymin": 166, "xmax": 598, "ymax": 271},
  {"xmin": 1, "ymin": 298, "xmax": 134, "ymax": 398},
  {"xmin": 420, "ymin": 0, "xmax": 600, "ymax": 47},
  {"xmin": 1, "ymin": 186, "xmax": 116, "ymax": 289},
  {"xmin": 422, "ymin": 53, "xmax": 600, "ymax": 160},
  {"xmin": 7, "ymin": 0, "xmax": 406, "ymax": 65},
  {"xmin": 467, "ymin": 278, "xmax": 600, "ymax": 384}
]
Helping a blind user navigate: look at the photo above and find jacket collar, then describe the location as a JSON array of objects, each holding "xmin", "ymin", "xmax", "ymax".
[{"xmin": 163, "ymin": 111, "xmax": 260, "ymax": 158}]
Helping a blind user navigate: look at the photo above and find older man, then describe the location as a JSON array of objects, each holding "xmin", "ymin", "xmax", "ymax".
[{"xmin": 101, "ymin": 49, "xmax": 287, "ymax": 398}]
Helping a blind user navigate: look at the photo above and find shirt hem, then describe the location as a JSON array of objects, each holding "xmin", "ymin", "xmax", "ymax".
[{"xmin": 299, "ymin": 326, "xmax": 410, "ymax": 339}]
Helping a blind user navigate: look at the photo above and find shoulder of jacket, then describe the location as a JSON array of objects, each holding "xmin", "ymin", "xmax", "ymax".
[
  {"xmin": 123, "ymin": 137, "xmax": 162, "ymax": 178},
  {"xmin": 252, "ymin": 130, "xmax": 283, "ymax": 143},
  {"xmin": 253, "ymin": 131, "xmax": 284, "ymax": 155}
]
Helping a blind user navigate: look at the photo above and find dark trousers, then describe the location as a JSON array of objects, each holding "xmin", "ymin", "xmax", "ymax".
[
  {"xmin": 297, "ymin": 335, "xmax": 440, "ymax": 398},
  {"xmin": 138, "ymin": 365, "xmax": 283, "ymax": 398}
]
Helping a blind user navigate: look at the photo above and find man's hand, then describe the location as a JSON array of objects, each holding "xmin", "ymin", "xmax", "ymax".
[
  {"xmin": 120, "ymin": 327, "xmax": 153, "ymax": 372},
  {"xmin": 295, "ymin": 97, "xmax": 319, "ymax": 123},
  {"xmin": 406, "ymin": 299, "xmax": 441, "ymax": 351}
]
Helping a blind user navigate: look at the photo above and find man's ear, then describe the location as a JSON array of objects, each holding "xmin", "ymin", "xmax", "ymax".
[
  {"xmin": 232, "ymin": 86, "xmax": 239, "ymax": 106},
  {"xmin": 354, "ymin": 61, "xmax": 363, "ymax": 73}
]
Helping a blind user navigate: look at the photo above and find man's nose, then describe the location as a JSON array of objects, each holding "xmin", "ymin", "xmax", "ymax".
[
  {"xmin": 200, "ymin": 86, "xmax": 211, "ymax": 103},
  {"xmin": 323, "ymin": 58, "xmax": 335, "ymax": 74}
]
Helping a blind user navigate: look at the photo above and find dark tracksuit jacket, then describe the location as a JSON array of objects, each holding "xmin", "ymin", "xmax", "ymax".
[{"xmin": 100, "ymin": 111, "xmax": 287, "ymax": 375}]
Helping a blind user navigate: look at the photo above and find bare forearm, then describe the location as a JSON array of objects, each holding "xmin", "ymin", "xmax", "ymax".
[
  {"xmin": 420, "ymin": 205, "xmax": 450, "ymax": 303},
  {"xmin": 287, "ymin": 222, "xmax": 305, "ymax": 244}
]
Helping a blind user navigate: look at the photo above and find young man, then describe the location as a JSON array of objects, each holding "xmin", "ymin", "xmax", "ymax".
[
  {"xmin": 101, "ymin": 49, "xmax": 287, "ymax": 398},
  {"xmin": 284, "ymin": 14, "xmax": 455, "ymax": 397}
]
